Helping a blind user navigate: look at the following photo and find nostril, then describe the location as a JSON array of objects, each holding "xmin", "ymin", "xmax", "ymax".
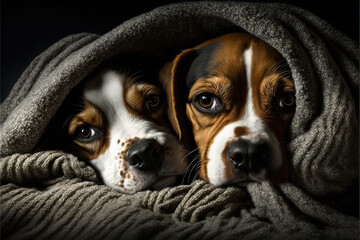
[
  {"xmin": 228, "ymin": 151, "xmax": 243, "ymax": 164},
  {"xmin": 150, "ymin": 143, "xmax": 163, "ymax": 169},
  {"xmin": 229, "ymin": 155, "xmax": 247, "ymax": 170},
  {"xmin": 127, "ymin": 155, "xmax": 144, "ymax": 169},
  {"xmin": 253, "ymin": 147, "xmax": 268, "ymax": 161},
  {"xmin": 249, "ymin": 143, "xmax": 269, "ymax": 171},
  {"xmin": 151, "ymin": 143, "xmax": 161, "ymax": 159}
]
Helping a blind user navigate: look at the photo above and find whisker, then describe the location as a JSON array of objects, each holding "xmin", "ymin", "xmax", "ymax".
[
  {"xmin": 188, "ymin": 163, "xmax": 201, "ymax": 183},
  {"xmin": 192, "ymin": 169, "xmax": 201, "ymax": 182},
  {"xmin": 183, "ymin": 147, "xmax": 200, "ymax": 160},
  {"xmin": 180, "ymin": 147, "xmax": 200, "ymax": 183},
  {"xmin": 182, "ymin": 155, "xmax": 200, "ymax": 185},
  {"xmin": 176, "ymin": 144, "xmax": 186, "ymax": 153},
  {"xmin": 186, "ymin": 157, "xmax": 201, "ymax": 184},
  {"xmin": 182, "ymin": 142, "xmax": 196, "ymax": 152}
]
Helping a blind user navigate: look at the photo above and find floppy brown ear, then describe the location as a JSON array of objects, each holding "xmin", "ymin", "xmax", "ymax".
[{"xmin": 159, "ymin": 49, "xmax": 198, "ymax": 147}]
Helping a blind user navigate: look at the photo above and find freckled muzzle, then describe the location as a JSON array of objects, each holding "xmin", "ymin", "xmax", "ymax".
[
  {"xmin": 227, "ymin": 140, "xmax": 269, "ymax": 174},
  {"xmin": 126, "ymin": 139, "xmax": 164, "ymax": 171}
]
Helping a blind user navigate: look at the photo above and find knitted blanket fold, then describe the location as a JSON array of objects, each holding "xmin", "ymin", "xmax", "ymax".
[{"xmin": 1, "ymin": 2, "xmax": 358, "ymax": 239}]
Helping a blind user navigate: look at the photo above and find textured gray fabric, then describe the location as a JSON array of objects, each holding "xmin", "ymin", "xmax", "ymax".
[{"xmin": 1, "ymin": 2, "xmax": 358, "ymax": 239}]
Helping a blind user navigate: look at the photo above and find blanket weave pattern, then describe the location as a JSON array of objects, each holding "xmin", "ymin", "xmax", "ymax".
[{"xmin": 1, "ymin": 2, "xmax": 358, "ymax": 239}]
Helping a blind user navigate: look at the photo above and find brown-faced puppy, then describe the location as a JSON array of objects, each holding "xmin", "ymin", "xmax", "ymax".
[{"xmin": 160, "ymin": 33, "xmax": 295, "ymax": 186}]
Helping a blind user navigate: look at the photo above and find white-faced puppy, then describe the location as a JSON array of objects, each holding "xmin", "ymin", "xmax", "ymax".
[
  {"xmin": 65, "ymin": 69, "xmax": 188, "ymax": 193},
  {"xmin": 160, "ymin": 33, "xmax": 295, "ymax": 187}
]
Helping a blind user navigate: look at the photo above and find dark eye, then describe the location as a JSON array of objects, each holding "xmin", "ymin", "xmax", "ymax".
[
  {"xmin": 194, "ymin": 92, "xmax": 223, "ymax": 114},
  {"xmin": 75, "ymin": 125, "xmax": 99, "ymax": 143},
  {"xmin": 145, "ymin": 94, "xmax": 162, "ymax": 111},
  {"xmin": 198, "ymin": 93, "xmax": 214, "ymax": 108},
  {"xmin": 279, "ymin": 93, "xmax": 295, "ymax": 111}
]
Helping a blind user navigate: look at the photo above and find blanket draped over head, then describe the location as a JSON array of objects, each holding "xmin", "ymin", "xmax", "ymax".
[{"xmin": 1, "ymin": 2, "xmax": 358, "ymax": 239}]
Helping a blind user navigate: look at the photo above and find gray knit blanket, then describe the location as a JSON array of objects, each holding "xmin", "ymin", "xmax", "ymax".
[{"xmin": 1, "ymin": 2, "xmax": 358, "ymax": 239}]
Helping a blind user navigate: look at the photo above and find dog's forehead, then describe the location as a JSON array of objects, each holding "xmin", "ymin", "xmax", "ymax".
[
  {"xmin": 185, "ymin": 34, "xmax": 285, "ymax": 89},
  {"xmin": 83, "ymin": 70, "xmax": 134, "ymax": 122},
  {"xmin": 83, "ymin": 71, "xmax": 124, "ymax": 110},
  {"xmin": 186, "ymin": 34, "xmax": 255, "ymax": 89}
]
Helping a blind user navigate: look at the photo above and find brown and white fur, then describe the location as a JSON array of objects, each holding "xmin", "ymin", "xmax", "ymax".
[
  {"xmin": 160, "ymin": 33, "xmax": 295, "ymax": 187},
  {"xmin": 66, "ymin": 69, "xmax": 188, "ymax": 193}
]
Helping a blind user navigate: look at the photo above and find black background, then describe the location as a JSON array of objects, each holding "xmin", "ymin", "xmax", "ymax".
[{"xmin": 1, "ymin": 0, "xmax": 359, "ymax": 102}]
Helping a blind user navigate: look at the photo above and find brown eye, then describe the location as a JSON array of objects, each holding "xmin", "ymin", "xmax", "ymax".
[
  {"xmin": 79, "ymin": 126, "xmax": 90, "ymax": 138},
  {"xmin": 198, "ymin": 93, "xmax": 214, "ymax": 109},
  {"xmin": 193, "ymin": 92, "xmax": 223, "ymax": 115},
  {"xmin": 145, "ymin": 94, "xmax": 162, "ymax": 111},
  {"xmin": 75, "ymin": 125, "xmax": 98, "ymax": 142},
  {"xmin": 279, "ymin": 93, "xmax": 295, "ymax": 110}
]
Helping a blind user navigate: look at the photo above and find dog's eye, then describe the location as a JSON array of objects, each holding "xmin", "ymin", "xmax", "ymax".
[
  {"xmin": 198, "ymin": 94, "xmax": 214, "ymax": 108},
  {"xmin": 145, "ymin": 94, "xmax": 162, "ymax": 111},
  {"xmin": 75, "ymin": 125, "xmax": 99, "ymax": 143},
  {"xmin": 279, "ymin": 93, "xmax": 295, "ymax": 111},
  {"xmin": 194, "ymin": 92, "xmax": 223, "ymax": 114}
]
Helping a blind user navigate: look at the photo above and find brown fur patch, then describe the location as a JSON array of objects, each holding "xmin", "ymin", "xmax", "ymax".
[
  {"xmin": 68, "ymin": 101, "xmax": 109, "ymax": 160},
  {"xmin": 234, "ymin": 127, "xmax": 250, "ymax": 137},
  {"xmin": 124, "ymin": 80, "xmax": 168, "ymax": 127}
]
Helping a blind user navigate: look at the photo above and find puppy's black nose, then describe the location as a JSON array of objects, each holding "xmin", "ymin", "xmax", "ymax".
[
  {"xmin": 227, "ymin": 140, "xmax": 268, "ymax": 172},
  {"xmin": 127, "ymin": 139, "xmax": 163, "ymax": 171}
]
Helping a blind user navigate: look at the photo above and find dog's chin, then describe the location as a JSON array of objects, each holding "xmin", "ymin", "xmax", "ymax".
[
  {"xmin": 109, "ymin": 175, "xmax": 179, "ymax": 193},
  {"xmin": 248, "ymin": 169, "xmax": 267, "ymax": 182},
  {"xmin": 234, "ymin": 168, "xmax": 283, "ymax": 186},
  {"xmin": 106, "ymin": 184, "xmax": 136, "ymax": 194},
  {"xmin": 209, "ymin": 170, "xmax": 268, "ymax": 187},
  {"xmin": 130, "ymin": 175, "xmax": 179, "ymax": 192},
  {"xmin": 235, "ymin": 176, "xmax": 264, "ymax": 187}
]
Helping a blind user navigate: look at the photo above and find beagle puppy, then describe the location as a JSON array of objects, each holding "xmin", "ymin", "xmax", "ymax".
[
  {"xmin": 160, "ymin": 33, "xmax": 295, "ymax": 186},
  {"xmin": 64, "ymin": 69, "xmax": 188, "ymax": 193}
]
